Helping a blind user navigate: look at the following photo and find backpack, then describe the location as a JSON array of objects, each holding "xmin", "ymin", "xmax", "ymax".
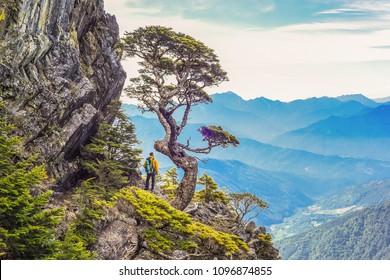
[{"xmin": 145, "ymin": 157, "xmax": 154, "ymax": 174}]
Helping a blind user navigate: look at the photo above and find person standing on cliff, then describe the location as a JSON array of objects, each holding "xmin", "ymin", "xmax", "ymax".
[{"xmin": 143, "ymin": 152, "xmax": 159, "ymax": 192}]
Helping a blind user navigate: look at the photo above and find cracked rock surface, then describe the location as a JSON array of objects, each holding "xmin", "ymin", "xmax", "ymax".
[{"xmin": 0, "ymin": 0, "xmax": 126, "ymax": 185}]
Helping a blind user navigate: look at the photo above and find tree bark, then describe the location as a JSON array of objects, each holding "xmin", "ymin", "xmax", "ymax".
[
  {"xmin": 154, "ymin": 139, "xmax": 198, "ymax": 210},
  {"xmin": 170, "ymin": 158, "xmax": 198, "ymax": 210}
]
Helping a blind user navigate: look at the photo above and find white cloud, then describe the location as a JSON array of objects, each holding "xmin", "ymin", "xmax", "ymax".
[
  {"xmin": 261, "ymin": 3, "xmax": 276, "ymax": 13},
  {"xmin": 105, "ymin": 0, "xmax": 390, "ymax": 102},
  {"xmin": 347, "ymin": 1, "xmax": 390, "ymax": 12},
  {"xmin": 318, "ymin": 0, "xmax": 390, "ymax": 15}
]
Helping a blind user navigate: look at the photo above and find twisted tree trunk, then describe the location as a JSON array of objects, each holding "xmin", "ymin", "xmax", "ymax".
[
  {"xmin": 170, "ymin": 157, "xmax": 198, "ymax": 210},
  {"xmin": 154, "ymin": 138, "xmax": 198, "ymax": 211}
]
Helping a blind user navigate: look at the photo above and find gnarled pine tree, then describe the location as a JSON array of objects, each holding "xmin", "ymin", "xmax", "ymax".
[{"xmin": 122, "ymin": 26, "xmax": 239, "ymax": 210}]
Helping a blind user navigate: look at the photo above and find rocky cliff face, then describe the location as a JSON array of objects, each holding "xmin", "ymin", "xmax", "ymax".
[{"xmin": 0, "ymin": 0, "xmax": 125, "ymax": 185}]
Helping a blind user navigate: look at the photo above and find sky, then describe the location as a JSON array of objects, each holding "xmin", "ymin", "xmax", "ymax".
[{"xmin": 105, "ymin": 0, "xmax": 390, "ymax": 102}]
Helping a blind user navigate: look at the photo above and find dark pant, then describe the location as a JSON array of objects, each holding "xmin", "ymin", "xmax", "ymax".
[{"xmin": 145, "ymin": 172, "xmax": 155, "ymax": 190}]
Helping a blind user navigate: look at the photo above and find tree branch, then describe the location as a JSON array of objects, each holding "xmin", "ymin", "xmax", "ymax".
[
  {"xmin": 179, "ymin": 103, "xmax": 191, "ymax": 134},
  {"xmin": 178, "ymin": 142, "xmax": 215, "ymax": 154}
]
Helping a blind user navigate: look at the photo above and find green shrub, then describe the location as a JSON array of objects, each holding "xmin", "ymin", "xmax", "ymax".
[
  {"xmin": 111, "ymin": 187, "xmax": 249, "ymax": 257},
  {"xmin": 159, "ymin": 167, "xmax": 179, "ymax": 200},
  {"xmin": 0, "ymin": 112, "xmax": 63, "ymax": 259},
  {"xmin": 194, "ymin": 173, "xmax": 229, "ymax": 204}
]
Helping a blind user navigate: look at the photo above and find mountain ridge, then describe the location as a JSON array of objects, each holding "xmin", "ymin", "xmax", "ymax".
[
  {"xmin": 336, "ymin": 93, "xmax": 379, "ymax": 107},
  {"xmin": 124, "ymin": 91, "xmax": 376, "ymax": 143},
  {"xmin": 273, "ymin": 105, "xmax": 390, "ymax": 160},
  {"xmin": 276, "ymin": 201, "xmax": 390, "ymax": 260},
  {"xmin": 271, "ymin": 179, "xmax": 390, "ymax": 240},
  {"xmin": 130, "ymin": 113, "xmax": 390, "ymax": 186},
  {"xmin": 198, "ymin": 158, "xmax": 316, "ymax": 225}
]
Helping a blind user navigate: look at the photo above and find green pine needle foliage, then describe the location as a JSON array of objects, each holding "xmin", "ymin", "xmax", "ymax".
[
  {"xmin": 159, "ymin": 167, "xmax": 179, "ymax": 200},
  {"xmin": 54, "ymin": 229, "xmax": 96, "ymax": 260},
  {"xmin": 194, "ymin": 173, "xmax": 229, "ymax": 204},
  {"xmin": 0, "ymin": 103, "xmax": 93, "ymax": 260},
  {"xmin": 0, "ymin": 111, "xmax": 64, "ymax": 259},
  {"xmin": 53, "ymin": 106, "xmax": 143, "ymax": 259},
  {"xmin": 81, "ymin": 107, "xmax": 141, "ymax": 191},
  {"xmin": 68, "ymin": 179, "xmax": 105, "ymax": 248}
]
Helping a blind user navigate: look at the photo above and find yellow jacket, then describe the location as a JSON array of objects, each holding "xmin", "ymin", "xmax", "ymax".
[{"xmin": 143, "ymin": 156, "xmax": 159, "ymax": 174}]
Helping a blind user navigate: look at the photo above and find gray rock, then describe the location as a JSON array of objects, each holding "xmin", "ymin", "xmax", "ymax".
[
  {"xmin": 94, "ymin": 220, "xmax": 139, "ymax": 260},
  {"xmin": 0, "ymin": 0, "xmax": 126, "ymax": 185},
  {"xmin": 254, "ymin": 226, "xmax": 266, "ymax": 235},
  {"xmin": 244, "ymin": 221, "xmax": 257, "ymax": 233}
]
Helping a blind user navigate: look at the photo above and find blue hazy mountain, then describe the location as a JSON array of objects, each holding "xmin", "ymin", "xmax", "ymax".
[
  {"xmin": 374, "ymin": 96, "xmax": 390, "ymax": 103},
  {"xmin": 207, "ymin": 137, "xmax": 390, "ymax": 192},
  {"xmin": 271, "ymin": 179, "xmax": 390, "ymax": 240},
  {"xmin": 198, "ymin": 92, "xmax": 371, "ymax": 142},
  {"xmin": 277, "ymin": 105, "xmax": 390, "ymax": 138},
  {"xmin": 216, "ymin": 92, "xmax": 370, "ymax": 129},
  {"xmin": 124, "ymin": 92, "xmax": 371, "ymax": 143},
  {"xmin": 131, "ymin": 114, "xmax": 390, "ymax": 194},
  {"xmin": 336, "ymin": 93, "xmax": 379, "ymax": 107},
  {"xmin": 198, "ymin": 159, "xmax": 316, "ymax": 225},
  {"xmin": 276, "ymin": 201, "xmax": 390, "ymax": 260},
  {"xmin": 273, "ymin": 105, "xmax": 390, "ymax": 161}
]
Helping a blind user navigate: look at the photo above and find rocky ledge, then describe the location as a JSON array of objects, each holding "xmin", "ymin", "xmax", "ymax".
[{"xmin": 90, "ymin": 189, "xmax": 280, "ymax": 260}]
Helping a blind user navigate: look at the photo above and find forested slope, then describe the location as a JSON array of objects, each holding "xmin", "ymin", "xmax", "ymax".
[{"xmin": 277, "ymin": 201, "xmax": 390, "ymax": 260}]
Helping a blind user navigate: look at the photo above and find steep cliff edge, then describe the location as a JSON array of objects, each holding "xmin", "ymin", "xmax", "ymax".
[{"xmin": 0, "ymin": 0, "xmax": 126, "ymax": 185}]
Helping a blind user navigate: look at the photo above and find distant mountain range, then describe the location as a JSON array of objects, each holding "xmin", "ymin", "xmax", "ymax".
[
  {"xmin": 198, "ymin": 159, "xmax": 315, "ymax": 225},
  {"xmin": 276, "ymin": 201, "xmax": 390, "ymax": 260},
  {"xmin": 123, "ymin": 91, "xmax": 390, "ymax": 260},
  {"xmin": 336, "ymin": 94, "xmax": 380, "ymax": 107},
  {"xmin": 273, "ymin": 105, "xmax": 390, "ymax": 160},
  {"xmin": 277, "ymin": 105, "xmax": 390, "ymax": 138},
  {"xmin": 124, "ymin": 92, "xmax": 371, "ymax": 142},
  {"xmin": 207, "ymin": 137, "xmax": 390, "ymax": 187},
  {"xmin": 125, "ymin": 92, "xmax": 390, "ymax": 161},
  {"xmin": 129, "ymin": 114, "xmax": 390, "ymax": 188}
]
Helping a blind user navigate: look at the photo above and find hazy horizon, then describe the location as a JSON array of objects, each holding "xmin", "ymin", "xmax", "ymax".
[{"xmin": 120, "ymin": 90, "xmax": 389, "ymax": 105}]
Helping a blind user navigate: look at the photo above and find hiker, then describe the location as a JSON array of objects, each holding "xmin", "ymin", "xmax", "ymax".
[{"xmin": 143, "ymin": 152, "xmax": 159, "ymax": 191}]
